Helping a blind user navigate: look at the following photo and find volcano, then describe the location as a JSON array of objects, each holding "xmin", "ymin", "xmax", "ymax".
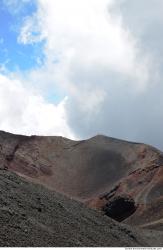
[{"xmin": 0, "ymin": 130, "xmax": 163, "ymax": 246}]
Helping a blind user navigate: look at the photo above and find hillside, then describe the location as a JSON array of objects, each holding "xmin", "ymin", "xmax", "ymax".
[
  {"xmin": 0, "ymin": 170, "xmax": 151, "ymax": 247},
  {"xmin": 0, "ymin": 130, "xmax": 163, "ymax": 241}
]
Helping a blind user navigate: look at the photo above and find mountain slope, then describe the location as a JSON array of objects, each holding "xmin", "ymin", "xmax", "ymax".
[
  {"xmin": 0, "ymin": 170, "xmax": 150, "ymax": 247},
  {"xmin": 0, "ymin": 130, "xmax": 163, "ymax": 229}
]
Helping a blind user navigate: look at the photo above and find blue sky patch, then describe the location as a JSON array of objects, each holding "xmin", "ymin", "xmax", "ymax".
[{"xmin": 0, "ymin": 0, "xmax": 45, "ymax": 72}]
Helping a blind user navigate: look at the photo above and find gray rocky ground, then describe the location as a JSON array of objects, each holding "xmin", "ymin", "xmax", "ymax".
[{"xmin": 0, "ymin": 169, "xmax": 157, "ymax": 247}]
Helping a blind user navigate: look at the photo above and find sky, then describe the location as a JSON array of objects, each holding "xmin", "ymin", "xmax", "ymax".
[{"xmin": 0, "ymin": 0, "xmax": 163, "ymax": 150}]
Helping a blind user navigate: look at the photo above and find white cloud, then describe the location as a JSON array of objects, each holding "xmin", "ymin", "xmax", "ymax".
[
  {"xmin": 17, "ymin": 13, "xmax": 44, "ymax": 45},
  {"xmin": 0, "ymin": 74, "xmax": 74, "ymax": 139},
  {"xmin": 3, "ymin": 0, "xmax": 163, "ymax": 149},
  {"xmin": 19, "ymin": 0, "xmax": 149, "ymax": 85}
]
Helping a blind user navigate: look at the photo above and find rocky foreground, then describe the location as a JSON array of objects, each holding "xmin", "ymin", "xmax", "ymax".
[
  {"xmin": 0, "ymin": 130, "xmax": 163, "ymax": 246},
  {"xmin": 0, "ymin": 170, "xmax": 152, "ymax": 247}
]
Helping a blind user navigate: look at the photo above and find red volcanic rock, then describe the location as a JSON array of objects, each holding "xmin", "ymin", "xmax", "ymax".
[{"xmin": 0, "ymin": 130, "xmax": 163, "ymax": 229}]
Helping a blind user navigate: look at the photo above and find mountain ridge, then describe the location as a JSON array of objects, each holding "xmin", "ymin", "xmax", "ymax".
[{"xmin": 0, "ymin": 130, "xmax": 163, "ymax": 229}]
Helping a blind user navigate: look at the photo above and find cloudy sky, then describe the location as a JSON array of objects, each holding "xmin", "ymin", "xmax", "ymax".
[{"xmin": 0, "ymin": 0, "xmax": 163, "ymax": 149}]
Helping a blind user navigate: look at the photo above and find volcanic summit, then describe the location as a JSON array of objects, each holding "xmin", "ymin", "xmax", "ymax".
[{"xmin": 0, "ymin": 130, "xmax": 163, "ymax": 246}]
